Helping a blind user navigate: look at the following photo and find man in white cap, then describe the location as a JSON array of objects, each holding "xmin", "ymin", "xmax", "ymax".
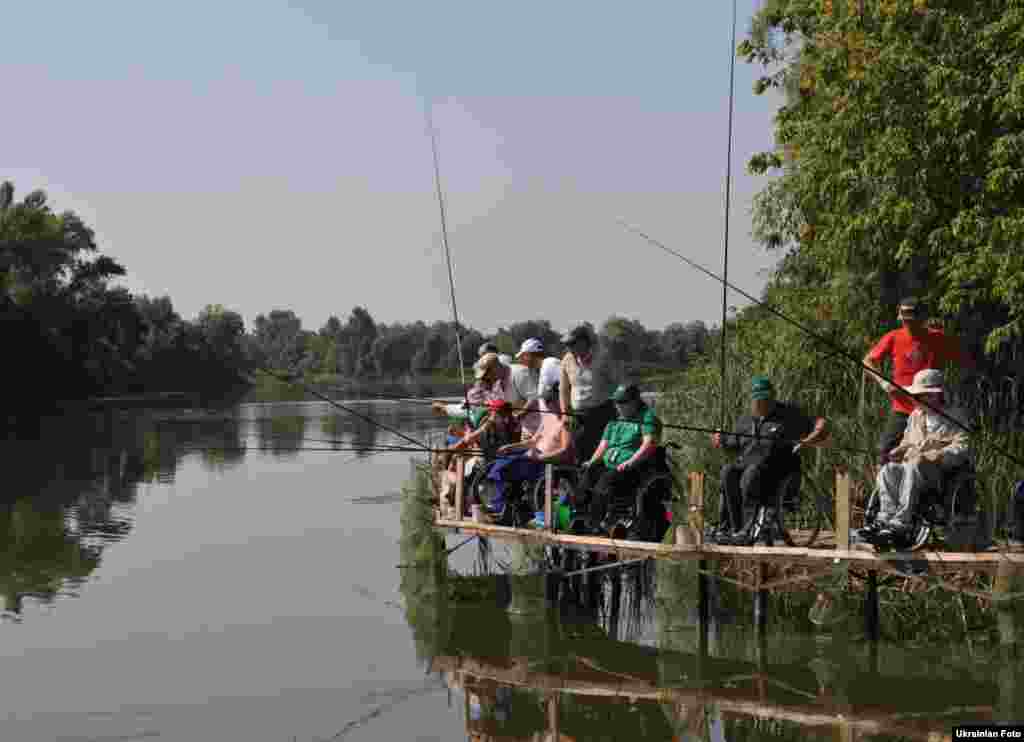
[
  {"xmin": 865, "ymin": 368, "xmax": 972, "ymax": 543},
  {"xmin": 510, "ymin": 338, "xmax": 545, "ymax": 438}
]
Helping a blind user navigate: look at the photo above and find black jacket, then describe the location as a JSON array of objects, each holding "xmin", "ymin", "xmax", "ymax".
[{"xmin": 722, "ymin": 401, "xmax": 815, "ymax": 470}]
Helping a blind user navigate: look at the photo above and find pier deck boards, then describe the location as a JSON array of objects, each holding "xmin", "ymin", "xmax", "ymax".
[
  {"xmin": 435, "ymin": 462, "xmax": 1024, "ymax": 572},
  {"xmin": 433, "ymin": 518, "xmax": 1024, "ymax": 570}
]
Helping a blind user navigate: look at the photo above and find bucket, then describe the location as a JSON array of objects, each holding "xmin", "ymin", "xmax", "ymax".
[{"xmin": 557, "ymin": 504, "xmax": 572, "ymax": 531}]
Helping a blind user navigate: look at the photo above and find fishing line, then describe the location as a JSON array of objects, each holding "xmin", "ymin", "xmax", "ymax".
[
  {"xmin": 256, "ymin": 368, "xmax": 433, "ymax": 453},
  {"xmin": 616, "ymin": 221, "xmax": 1024, "ymax": 471},
  {"xmin": 317, "ymin": 391, "xmax": 876, "ymax": 457}
]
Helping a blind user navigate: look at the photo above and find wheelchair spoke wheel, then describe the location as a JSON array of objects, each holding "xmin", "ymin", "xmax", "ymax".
[
  {"xmin": 632, "ymin": 472, "xmax": 674, "ymax": 542},
  {"xmin": 777, "ymin": 496, "xmax": 823, "ymax": 547}
]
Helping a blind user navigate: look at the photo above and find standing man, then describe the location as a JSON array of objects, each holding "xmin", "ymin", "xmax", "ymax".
[
  {"xmin": 864, "ymin": 297, "xmax": 973, "ymax": 464},
  {"xmin": 711, "ymin": 376, "xmax": 829, "ymax": 544},
  {"xmin": 510, "ymin": 338, "xmax": 546, "ymax": 439},
  {"xmin": 559, "ymin": 324, "xmax": 619, "ymax": 463}
]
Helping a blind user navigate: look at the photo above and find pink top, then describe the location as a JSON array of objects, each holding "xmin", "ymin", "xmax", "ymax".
[{"xmin": 526, "ymin": 399, "xmax": 573, "ymax": 464}]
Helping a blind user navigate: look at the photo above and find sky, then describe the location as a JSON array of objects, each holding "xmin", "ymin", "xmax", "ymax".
[{"xmin": 3, "ymin": 1, "xmax": 782, "ymax": 335}]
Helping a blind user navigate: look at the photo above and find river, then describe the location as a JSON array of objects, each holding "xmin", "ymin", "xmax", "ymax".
[{"xmin": 2, "ymin": 401, "xmax": 1021, "ymax": 741}]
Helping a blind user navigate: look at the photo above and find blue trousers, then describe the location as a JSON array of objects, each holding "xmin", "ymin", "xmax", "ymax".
[{"xmin": 486, "ymin": 451, "xmax": 546, "ymax": 510}]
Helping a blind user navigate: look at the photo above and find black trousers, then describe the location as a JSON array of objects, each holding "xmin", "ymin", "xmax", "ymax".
[
  {"xmin": 572, "ymin": 400, "xmax": 616, "ymax": 464},
  {"xmin": 581, "ymin": 458, "xmax": 657, "ymax": 526},
  {"xmin": 878, "ymin": 410, "xmax": 910, "ymax": 464},
  {"xmin": 718, "ymin": 460, "xmax": 792, "ymax": 532}
]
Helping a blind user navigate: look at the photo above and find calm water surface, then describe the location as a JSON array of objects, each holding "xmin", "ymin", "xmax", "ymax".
[{"xmin": 3, "ymin": 401, "xmax": 1021, "ymax": 741}]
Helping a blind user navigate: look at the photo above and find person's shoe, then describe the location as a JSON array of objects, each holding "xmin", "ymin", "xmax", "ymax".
[
  {"xmin": 569, "ymin": 518, "xmax": 589, "ymax": 535},
  {"xmin": 711, "ymin": 528, "xmax": 744, "ymax": 546},
  {"xmin": 609, "ymin": 522, "xmax": 628, "ymax": 541},
  {"xmin": 708, "ymin": 526, "xmax": 732, "ymax": 544}
]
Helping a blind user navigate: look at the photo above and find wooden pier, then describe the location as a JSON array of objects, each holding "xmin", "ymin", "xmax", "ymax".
[
  {"xmin": 434, "ymin": 460, "xmax": 1024, "ymax": 639},
  {"xmin": 435, "ymin": 460, "xmax": 1024, "ymax": 568}
]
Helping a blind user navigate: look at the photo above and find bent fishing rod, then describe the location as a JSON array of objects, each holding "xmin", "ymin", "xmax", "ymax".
[{"xmin": 617, "ymin": 220, "xmax": 1024, "ymax": 470}]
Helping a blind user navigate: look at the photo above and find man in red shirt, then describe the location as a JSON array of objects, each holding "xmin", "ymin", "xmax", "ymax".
[{"xmin": 863, "ymin": 297, "xmax": 972, "ymax": 463}]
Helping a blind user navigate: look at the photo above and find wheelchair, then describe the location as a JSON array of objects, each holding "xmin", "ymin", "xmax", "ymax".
[
  {"xmin": 862, "ymin": 460, "xmax": 980, "ymax": 551},
  {"xmin": 732, "ymin": 467, "xmax": 825, "ymax": 547},
  {"xmin": 466, "ymin": 455, "xmax": 538, "ymax": 527},
  {"xmin": 584, "ymin": 443, "xmax": 681, "ymax": 543}
]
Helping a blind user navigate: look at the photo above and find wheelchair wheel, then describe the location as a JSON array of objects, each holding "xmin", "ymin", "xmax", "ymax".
[
  {"xmin": 776, "ymin": 497, "xmax": 823, "ymax": 547},
  {"xmin": 770, "ymin": 473, "xmax": 822, "ymax": 547},
  {"xmin": 632, "ymin": 472, "xmax": 675, "ymax": 542},
  {"xmin": 469, "ymin": 466, "xmax": 530, "ymax": 527},
  {"xmin": 530, "ymin": 470, "xmax": 580, "ymax": 523}
]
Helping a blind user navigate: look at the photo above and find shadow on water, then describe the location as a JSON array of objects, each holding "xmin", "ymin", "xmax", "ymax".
[{"xmin": 398, "ymin": 466, "xmax": 1024, "ymax": 741}]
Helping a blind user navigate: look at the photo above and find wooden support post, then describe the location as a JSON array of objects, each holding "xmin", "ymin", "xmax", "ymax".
[
  {"xmin": 609, "ymin": 566, "xmax": 623, "ymax": 641},
  {"xmin": 454, "ymin": 455, "xmax": 465, "ymax": 522},
  {"xmin": 754, "ymin": 561, "xmax": 768, "ymax": 635},
  {"xmin": 547, "ymin": 692, "xmax": 560, "ymax": 742},
  {"xmin": 698, "ymin": 558, "xmax": 710, "ymax": 649},
  {"xmin": 835, "ymin": 468, "xmax": 851, "ymax": 550},
  {"xmin": 681, "ymin": 471, "xmax": 705, "ymax": 547},
  {"xmin": 865, "ymin": 570, "xmax": 880, "ymax": 642},
  {"xmin": 545, "ymin": 463, "xmax": 554, "ymax": 532},
  {"xmin": 994, "ymin": 561, "xmax": 1022, "ymax": 648}
]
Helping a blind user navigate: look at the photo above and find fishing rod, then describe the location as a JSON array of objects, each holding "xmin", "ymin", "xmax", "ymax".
[
  {"xmin": 617, "ymin": 221, "xmax": 1024, "ymax": 471},
  {"xmin": 425, "ymin": 102, "xmax": 471, "ymax": 411},
  {"xmin": 316, "ymin": 389, "xmax": 876, "ymax": 456},
  {"xmin": 720, "ymin": 0, "xmax": 738, "ymax": 435},
  {"xmin": 181, "ymin": 443, "xmax": 488, "ymax": 456},
  {"xmin": 256, "ymin": 368, "xmax": 433, "ymax": 453}
]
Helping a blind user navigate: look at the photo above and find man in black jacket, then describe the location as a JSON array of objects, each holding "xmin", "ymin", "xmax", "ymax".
[{"xmin": 710, "ymin": 376, "xmax": 829, "ymax": 544}]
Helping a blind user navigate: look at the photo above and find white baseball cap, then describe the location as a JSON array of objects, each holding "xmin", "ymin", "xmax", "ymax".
[{"xmin": 515, "ymin": 337, "xmax": 545, "ymax": 360}]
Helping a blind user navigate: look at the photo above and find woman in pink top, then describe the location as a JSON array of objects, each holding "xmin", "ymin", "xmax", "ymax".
[{"xmin": 484, "ymin": 359, "xmax": 573, "ymax": 512}]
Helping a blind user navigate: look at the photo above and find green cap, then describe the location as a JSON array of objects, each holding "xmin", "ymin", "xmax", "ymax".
[
  {"xmin": 751, "ymin": 375, "xmax": 775, "ymax": 401},
  {"xmin": 611, "ymin": 384, "xmax": 641, "ymax": 403}
]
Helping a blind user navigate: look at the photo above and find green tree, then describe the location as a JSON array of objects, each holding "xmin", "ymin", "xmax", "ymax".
[{"xmin": 741, "ymin": 0, "xmax": 1024, "ymax": 351}]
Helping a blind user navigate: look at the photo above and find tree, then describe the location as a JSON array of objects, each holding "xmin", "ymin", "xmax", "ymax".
[
  {"xmin": 1, "ymin": 181, "xmax": 138, "ymax": 399},
  {"xmin": 251, "ymin": 309, "xmax": 308, "ymax": 372},
  {"xmin": 197, "ymin": 304, "xmax": 246, "ymax": 368},
  {"xmin": 741, "ymin": 0, "xmax": 1024, "ymax": 351},
  {"xmin": 659, "ymin": 323, "xmax": 691, "ymax": 367},
  {"xmin": 600, "ymin": 316, "xmax": 658, "ymax": 364}
]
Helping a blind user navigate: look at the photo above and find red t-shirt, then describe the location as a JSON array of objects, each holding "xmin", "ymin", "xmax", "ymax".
[{"xmin": 867, "ymin": 327, "xmax": 967, "ymax": 413}]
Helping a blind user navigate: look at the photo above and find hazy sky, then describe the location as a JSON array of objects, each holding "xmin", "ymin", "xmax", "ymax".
[{"xmin": 4, "ymin": 1, "xmax": 781, "ymax": 335}]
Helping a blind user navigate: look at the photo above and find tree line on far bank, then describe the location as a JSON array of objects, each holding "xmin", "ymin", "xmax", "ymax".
[
  {"xmin": 1, "ymin": 180, "xmax": 709, "ymax": 414},
  {"xmin": 250, "ymin": 308, "xmax": 710, "ymax": 382}
]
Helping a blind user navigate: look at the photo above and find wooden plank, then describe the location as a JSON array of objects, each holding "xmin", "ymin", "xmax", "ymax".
[
  {"xmin": 835, "ymin": 468, "xmax": 851, "ymax": 550},
  {"xmin": 454, "ymin": 455, "xmax": 464, "ymax": 522},
  {"xmin": 431, "ymin": 518, "xmax": 1024, "ymax": 566},
  {"xmin": 545, "ymin": 463, "xmax": 554, "ymax": 533}
]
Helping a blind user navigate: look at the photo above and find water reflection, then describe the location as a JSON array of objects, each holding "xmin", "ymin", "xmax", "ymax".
[
  {"xmin": 398, "ymin": 478, "xmax": 1023, "ymax": 741},
  {"xmin": 2, "ymin": 401, "xmax": 440, "ymax": 623}
]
